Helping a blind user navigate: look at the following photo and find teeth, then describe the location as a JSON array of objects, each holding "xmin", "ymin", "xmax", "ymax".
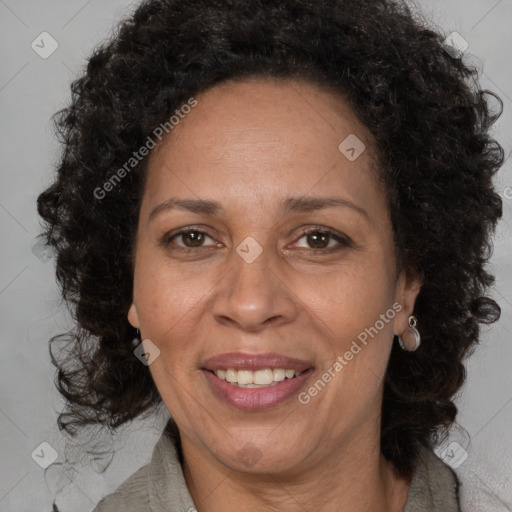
[
  {"xmin": 213, "ymin": 368, "xmax": 302, "ymax": 386},
  {"xmin": 226, "ymin": 369, "xmax": 237, "ymax": 383},
  {"xmin": 273, "ymin": 369, "xmax": 285, "ymax": 382},
  {"xmin": 237, "ymin": 370, "xmax": 253, "ymax": 385},
  {"xmin": 254, "ymin": 369, "xmax": 273, "ymax": 385}
]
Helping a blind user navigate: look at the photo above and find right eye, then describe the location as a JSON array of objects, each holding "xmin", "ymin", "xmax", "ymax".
[{"xmin": 162, "ymin": 228, "xmax": 222, "ymax": 251}]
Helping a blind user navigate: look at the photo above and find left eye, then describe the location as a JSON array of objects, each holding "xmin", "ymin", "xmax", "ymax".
[{"xmin": 294, "ymin": 228, "xmax": 349, "ymax": 250}]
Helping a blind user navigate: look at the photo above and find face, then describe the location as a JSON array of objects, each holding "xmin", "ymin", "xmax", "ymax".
[{"xmin": 128, "ymin": 78, "xmax": 421, "ymax": 476}]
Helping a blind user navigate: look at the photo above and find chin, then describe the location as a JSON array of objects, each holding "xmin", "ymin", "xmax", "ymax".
[{"xmin": 211, "ymin": 437, "xmax": 308, "ymax": 475}]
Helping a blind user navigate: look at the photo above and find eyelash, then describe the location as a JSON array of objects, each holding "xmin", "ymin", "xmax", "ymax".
[{"xmin": 161, "ymin": 225, "xmax": 351, "ymax": 254}]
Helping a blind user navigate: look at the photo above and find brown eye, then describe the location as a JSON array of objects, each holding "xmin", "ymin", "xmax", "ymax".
[
  {"xmin": 179, "ymin": 231, "xmax": 207, "ymax": 247},
  {"xmin": 163, "ymin": 229, "xmax": 219, "ymax": 250},
  {"xmin": 295, "ymin": 228, "xmax": 349, "ymax": 251},
  {"xmin": 304, "ymin": 231, "xmax": 331, "ymax": 249}
]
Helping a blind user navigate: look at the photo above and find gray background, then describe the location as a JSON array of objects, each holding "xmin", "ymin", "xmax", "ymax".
[{"xmin": 0, "ymin": 0, "xmax": 511, "ymax": 510}]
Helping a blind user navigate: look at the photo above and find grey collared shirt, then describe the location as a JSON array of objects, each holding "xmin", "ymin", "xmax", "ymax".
[{"xmin": 91, "ymin": 421, "xmax": 461, "ymax": 512}]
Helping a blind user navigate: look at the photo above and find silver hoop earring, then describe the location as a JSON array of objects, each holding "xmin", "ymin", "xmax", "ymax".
[{"xmin": 398, "ymin": 315, "xmax": 421, "ymax": 352}]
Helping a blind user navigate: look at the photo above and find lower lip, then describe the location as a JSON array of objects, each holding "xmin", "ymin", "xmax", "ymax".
[{"xmin": 202, "ymin": 369, "xmax": 313, "ymax": 410}]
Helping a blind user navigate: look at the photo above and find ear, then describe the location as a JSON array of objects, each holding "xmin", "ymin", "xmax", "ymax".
[
  {"xmin": 128, "ymin": 300, "xmax": 140, "ymax": 329},
  {"xmin": 394, "ymin": 267, "xmax": 423, "ymax": 336}
]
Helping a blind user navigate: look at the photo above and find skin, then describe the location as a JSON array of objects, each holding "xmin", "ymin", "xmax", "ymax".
[{"xmin": 128, "ymin": 77, "xmax": 422, "ymax": 512}]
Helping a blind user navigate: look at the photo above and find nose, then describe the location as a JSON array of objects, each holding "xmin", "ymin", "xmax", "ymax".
[{"xmin": 211, "ymin": 242, "xmax": 298, "ymax": 332}]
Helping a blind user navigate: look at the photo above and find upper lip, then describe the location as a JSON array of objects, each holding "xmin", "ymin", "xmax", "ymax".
[{"xmin": 202, "ymin": 352, "xmax": 313, "ymax": 372}]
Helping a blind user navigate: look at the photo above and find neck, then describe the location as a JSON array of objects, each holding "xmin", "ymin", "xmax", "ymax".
[{"xmin": 180, "ymin": 424, "xmax": 411, "ymax": 512}]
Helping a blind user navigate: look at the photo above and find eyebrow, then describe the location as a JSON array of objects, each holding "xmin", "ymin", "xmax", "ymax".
[{"xmin": 147, "ymin": 196, "xmax": 370, "ymax": 224}]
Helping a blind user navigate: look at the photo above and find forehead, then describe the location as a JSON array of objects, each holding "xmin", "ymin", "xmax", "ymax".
[{"xmin": 143, "ymin": 78, "xmax": 383, "ymax": 218}]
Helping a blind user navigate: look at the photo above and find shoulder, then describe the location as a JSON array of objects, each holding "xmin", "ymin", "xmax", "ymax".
[
  {"xmin": 91, "ymin": 419, "xmax": 196, "ymax": 512},
  {"xmin": 405, "ymin": 444, "xmax": 461, "ymax": 512},
  {"xmin": 91, "ymin": 462, "xmax": 151, "ymax": 512}
]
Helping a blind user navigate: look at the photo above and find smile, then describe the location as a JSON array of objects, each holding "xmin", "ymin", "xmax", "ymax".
[{"xmin": 213, "ymin": 368, "xmax": 303, "ymax": 387}]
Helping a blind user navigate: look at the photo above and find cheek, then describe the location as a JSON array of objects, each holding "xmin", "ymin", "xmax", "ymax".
[
  {"xmin": 299, "ymin": 259, "xmax": 395, "ymax": 337},
  {"xmin": 298, "ymin": 260, "xmax": 397, "ymax": 404},
  {"xmin": 133, "ymin": 254, "xmax": 212, "ymax": 351}
]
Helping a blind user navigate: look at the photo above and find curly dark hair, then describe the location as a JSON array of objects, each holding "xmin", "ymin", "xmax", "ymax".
[{"xmin": 37, "ymin": 0, "xmax": 504, "ymax": 478}]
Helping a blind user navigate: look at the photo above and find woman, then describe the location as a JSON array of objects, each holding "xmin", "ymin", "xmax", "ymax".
[{"xmin": 37, "ymin": 0, "xmax": 504, "ymax": 510}]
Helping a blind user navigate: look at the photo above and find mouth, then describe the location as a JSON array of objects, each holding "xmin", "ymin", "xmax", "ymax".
[{"xmin": 201, "ymin": 352, "xmax": 313, "ymax": 410}]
